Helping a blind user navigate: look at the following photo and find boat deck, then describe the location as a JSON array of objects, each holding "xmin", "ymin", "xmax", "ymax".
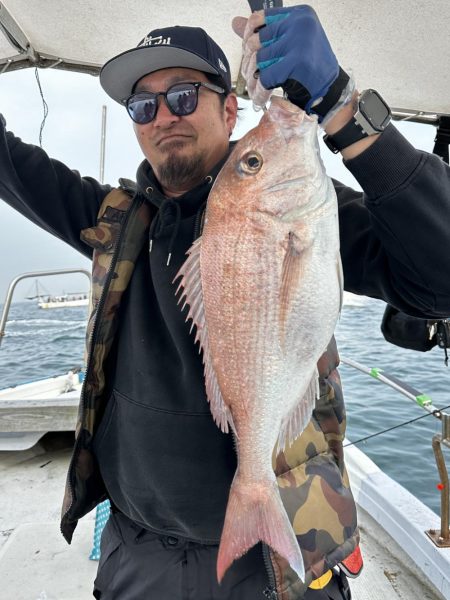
[
  {"xmin": 0, "ymin": 434, "xmax": 447, "ymax": 600},
  {"xmin": 352, "ymin": 509, "xmax": 445, "ymax": 600}
]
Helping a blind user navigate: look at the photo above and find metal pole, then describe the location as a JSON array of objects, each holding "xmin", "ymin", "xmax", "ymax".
[
  {"xmin": 99, "ymin": 105, "xmax": 107, "ymax": 184},
  {"xmin": 431, "ymin": 433, "xmax": 450, "ymax": 543},
  {"xmin": 0, "ymin": 269, "xmax": 92, "ymax": 348}
]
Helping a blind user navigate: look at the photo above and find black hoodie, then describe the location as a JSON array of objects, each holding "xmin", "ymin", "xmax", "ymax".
[{"xmin": 93, "ymin": 156, "xmax": 238, "ymax": 543}]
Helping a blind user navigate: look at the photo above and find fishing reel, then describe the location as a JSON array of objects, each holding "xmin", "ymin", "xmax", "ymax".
[
  {"xmin": 381, "ymin": 305, "xmax": 450, "ymax": 365},
  {"xmin": 429, "ymin": 319, "xmax": 450, "ymax": 360}
]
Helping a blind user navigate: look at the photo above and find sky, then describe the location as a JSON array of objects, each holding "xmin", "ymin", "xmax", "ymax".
[{"xmin": 0, "ymin": 67, "xmax": 437, "ymax": 302}]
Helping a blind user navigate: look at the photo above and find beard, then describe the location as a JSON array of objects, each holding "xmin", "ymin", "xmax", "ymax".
[{"xmin": 157, "ymin": 141, "xmax": 208, "ymax": 190}]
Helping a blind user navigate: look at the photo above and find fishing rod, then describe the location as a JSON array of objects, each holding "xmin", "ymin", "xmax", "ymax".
[
  {"xmin": 340, "ymin": 355, "xmax": 450, "ymax": 548},
  {"xmin": 340, "ymin": 356, "xmax": 444, "ymax": 415}
]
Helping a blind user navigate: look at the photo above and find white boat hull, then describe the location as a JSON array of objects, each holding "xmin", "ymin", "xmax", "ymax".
[
  {"xmin": 38, "ymin": 299, "xmax": 89, "ymax": 309},
  {"xmin": 0, "ymin": 372, "xmax": 82, "ymax": 450}
]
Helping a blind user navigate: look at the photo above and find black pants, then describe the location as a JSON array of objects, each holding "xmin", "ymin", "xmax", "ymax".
[{"xmin": 93, "ymin": 512, "xmax": 351, "ymax": 600}]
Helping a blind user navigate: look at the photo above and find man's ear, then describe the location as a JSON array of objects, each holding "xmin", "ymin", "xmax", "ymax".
[{"xmin": 224, "ymin": 93, "xmax": 238, "ymax": 136}]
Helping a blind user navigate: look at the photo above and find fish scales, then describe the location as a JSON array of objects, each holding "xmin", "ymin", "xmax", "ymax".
[{"xmin": 175, "ymin": 96, "xmax": 342, "ymax": 584}]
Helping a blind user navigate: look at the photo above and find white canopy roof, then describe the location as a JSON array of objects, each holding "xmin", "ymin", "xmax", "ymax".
[{"xmin": 1, "ymin": 1, "xmax": 449, "ymax": 119}]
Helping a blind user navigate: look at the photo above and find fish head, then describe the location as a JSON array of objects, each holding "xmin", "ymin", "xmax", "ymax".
[{"xmin": 208, "ymin": 96, "xmax": 326, "ymax": 220}]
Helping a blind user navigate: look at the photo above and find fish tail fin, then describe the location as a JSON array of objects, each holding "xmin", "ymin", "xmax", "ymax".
[{"xmin": 217, "ymin": 475, "xmax": 305, "ymax": 583}]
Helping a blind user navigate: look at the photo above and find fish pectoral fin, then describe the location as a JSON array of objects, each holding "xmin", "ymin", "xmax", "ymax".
[
  {"xmin": 279, "ymin": 231, "xmax": 308, "ymax": 343},
  {"xmin": 174, "ymin": 236, "xmax": 236, "ymax": 436},
  {"xmin": 277, "ymin": 368, "xmax": 319, "ymax": 454}
]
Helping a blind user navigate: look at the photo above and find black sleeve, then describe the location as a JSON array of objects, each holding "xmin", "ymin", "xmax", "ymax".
[
  {"xmin": 333, "ymin": 123, "xmax": 450, "ymax": 319},
  {"xmin": 0, "ymin": 114, "xmax": 112, "ymax": 259}
]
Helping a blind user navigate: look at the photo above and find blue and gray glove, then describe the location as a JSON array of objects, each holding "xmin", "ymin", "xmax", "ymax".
[
  {"xmin": 233, "ymin": 5, "xmax": 351, "ymax": 122},
  {"xmin": 258, "ymin": 6, "xmax": 349, "ymax": 119}
]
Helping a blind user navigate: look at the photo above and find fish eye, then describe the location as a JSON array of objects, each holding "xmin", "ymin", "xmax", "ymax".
[{"xmin": 240, "ymin": 151, "xmax": 263, "ymax": 174}]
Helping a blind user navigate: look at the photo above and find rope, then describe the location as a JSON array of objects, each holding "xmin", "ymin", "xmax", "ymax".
[
  {"xmin": 344, "ymin": 404, "xmax": 450, "ymax": 447},
  {"xmin": 34, "ymin": 67, "xmax": 48, "ymax": 148}
]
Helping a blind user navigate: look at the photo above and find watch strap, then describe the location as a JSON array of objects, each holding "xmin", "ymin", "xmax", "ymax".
[
  {"xmin": 310, "ymin": 67, "xmax": 350, "ymax": 120},
  {"xmin": 284, "ymin": 67, "xmax": 350, "ymax": 123},
  {"xmin": 323, "ymin": 118, "xmax": 368, "ymax": 154}
]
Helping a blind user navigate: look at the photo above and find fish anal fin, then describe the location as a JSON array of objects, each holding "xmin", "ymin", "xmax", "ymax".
[
  {"xmin": 174, "ymin": 237, "xmax": 236, "ymax": 436},
  {"xmin": 204, "ymin": 358, "xmax": 237, "ymax": 436},
  {"xmin": 277, "ymin": 368, "xmax": 319, "ymax": 454}
]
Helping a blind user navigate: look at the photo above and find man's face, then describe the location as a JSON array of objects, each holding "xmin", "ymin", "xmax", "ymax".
[{"xmin": 132, "ymin": 67, "xmax": 238, "ymax": 194}]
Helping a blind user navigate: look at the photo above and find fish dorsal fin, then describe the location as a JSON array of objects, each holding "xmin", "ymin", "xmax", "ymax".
[
  {"xmin": 174, "ymin": 237, "xmax": 236, "ymax": 436},
  {"xmin": 276, "ymin": 368, "xmax": 319, "ymax": 454}
]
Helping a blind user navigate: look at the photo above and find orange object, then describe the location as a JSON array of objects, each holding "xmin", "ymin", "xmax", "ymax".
[{"xmin": 339, "ymin": 545, "xmax": 364, "ymax": 578}]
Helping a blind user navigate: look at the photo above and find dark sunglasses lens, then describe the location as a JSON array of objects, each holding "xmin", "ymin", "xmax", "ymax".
[
  {"xmin": 166, "ymin": 84, "xmax": 198, "ymax": 116},
  {"xmin": 127, "ymin": 94, "xmax": 157, "ymax": 124}
]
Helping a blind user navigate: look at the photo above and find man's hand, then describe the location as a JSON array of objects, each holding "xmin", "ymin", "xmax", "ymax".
[
  {"xmin": 233, "ymin": 5, "xmax": 350, "ymax": 122},
  {"xmin": 233, "ymin": 11, "xmax": 273, "ymax": 108}
]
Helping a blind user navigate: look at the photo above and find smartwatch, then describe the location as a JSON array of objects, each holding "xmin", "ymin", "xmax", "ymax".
[{"xmin": 323, "ymin": 89, "xmax": 391, "ymax": 154}]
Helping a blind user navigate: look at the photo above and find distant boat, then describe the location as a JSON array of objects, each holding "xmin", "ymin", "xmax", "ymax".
[
  {"xmin": 26, "ymin": 279, "xmax": 89, "ymax": 309},
  {"xmin": 37, "ymin": 295, "xmax": 89, "ymax": 309}
]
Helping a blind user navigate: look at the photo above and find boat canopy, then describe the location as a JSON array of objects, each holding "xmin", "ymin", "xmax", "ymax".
[{"xmin": 0, "ymin": 0, "xmax": 449, "ymax": 119}]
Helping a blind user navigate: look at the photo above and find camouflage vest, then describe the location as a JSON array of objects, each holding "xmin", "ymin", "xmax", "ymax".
[{"xmin": 60, "ymin": 182, "xmax": 360, "ymax": 599}]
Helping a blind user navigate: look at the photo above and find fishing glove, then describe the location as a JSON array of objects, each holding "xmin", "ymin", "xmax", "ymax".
[{"xmin": 233, "ymin": 5, "xmax": 352, "ymax": 123}]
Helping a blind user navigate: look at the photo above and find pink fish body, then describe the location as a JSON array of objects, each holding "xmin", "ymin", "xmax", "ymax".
[{"xmin": 176, "ymin": 96, "xmax": 342, "ymax": 583}]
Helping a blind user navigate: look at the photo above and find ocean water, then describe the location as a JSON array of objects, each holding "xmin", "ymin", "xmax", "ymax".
[
  {"xmin": 0, "ymin": 302, "xmax": 88, "ymax": 386},
  {"xmin": 1, "ymin": 297, "xmax": 449, "ymax": 516}
]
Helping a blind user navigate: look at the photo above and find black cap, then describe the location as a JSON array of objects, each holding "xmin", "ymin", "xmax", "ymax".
[{"xmin": 100, "ymin": 26, "xmax": 232, "ymax": 104}]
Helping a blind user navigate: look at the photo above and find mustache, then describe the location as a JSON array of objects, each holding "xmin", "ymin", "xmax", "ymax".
[{"xmin": 155, "ymin": 128, "xmax": 196, "ymax": 146}]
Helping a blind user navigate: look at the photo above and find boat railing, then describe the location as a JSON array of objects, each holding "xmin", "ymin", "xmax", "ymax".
[
  {"xmin": 0, "ymin": 268, "xmax": 92, "ymax": 348},
  {"xmin": 340, "ymin": 356, "xmax": 450, "ymax": 549}
]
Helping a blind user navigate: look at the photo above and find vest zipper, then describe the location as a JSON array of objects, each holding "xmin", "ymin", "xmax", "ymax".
[
  {"xmin": 262, "ymin": 543, "xmax": 279, "ymax": 599},
  {"xmin": 61, "ymin": 195, "xmax": 143, "ymax": 539}
]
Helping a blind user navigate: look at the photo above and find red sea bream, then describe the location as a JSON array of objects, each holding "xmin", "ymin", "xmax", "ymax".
[{"xmin": 175, "ymin": 96, "xmax": 342, "ymax": 583}]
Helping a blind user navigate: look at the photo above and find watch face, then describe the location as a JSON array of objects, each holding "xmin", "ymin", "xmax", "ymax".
[{"xmin": 359, "ymin": 90, "xmax": 391, "ymax": 131}]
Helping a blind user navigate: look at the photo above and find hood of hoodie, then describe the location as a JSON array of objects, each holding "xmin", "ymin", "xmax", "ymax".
[
  {"xmin": 135, "ymin": 142, "xmax": 236, "ymax": 264},
  {"xmin": 136, "ymin": 142, "xmax": 236, "ymax": 214}
]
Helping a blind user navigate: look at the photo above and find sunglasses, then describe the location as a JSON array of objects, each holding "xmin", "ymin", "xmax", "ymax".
[{"xmin": 125, "ymin": 81, "xmax": 226, "ymax": 125}]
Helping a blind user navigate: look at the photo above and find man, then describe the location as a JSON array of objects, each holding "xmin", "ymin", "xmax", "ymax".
[{"xmin": 1, "ymin": 5, "xmax": 450, "ymax": 600}]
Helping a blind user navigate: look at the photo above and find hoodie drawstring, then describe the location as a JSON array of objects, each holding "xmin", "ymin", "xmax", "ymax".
[{"xmin": 148, "ymin": 198, "xmax": 182, "ymax": 266}]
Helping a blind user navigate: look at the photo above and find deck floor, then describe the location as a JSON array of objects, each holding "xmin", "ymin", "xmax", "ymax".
[
  {"xmin": 0, "ymin": 434, "xmax": 446, "ymax": 600},
  {"xmin": 350, "ymin": 508, "xmax": 445, "ymax": 600}
]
